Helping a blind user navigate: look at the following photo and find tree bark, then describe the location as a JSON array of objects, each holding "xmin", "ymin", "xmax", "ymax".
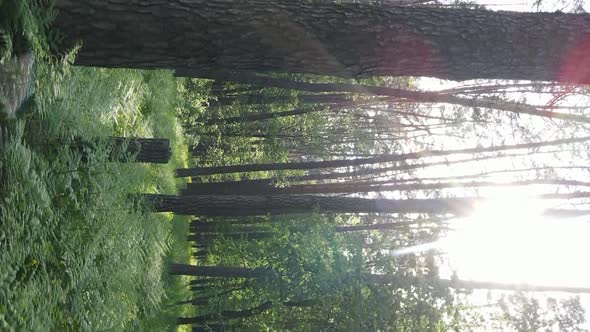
[
  {"xmin": 74, "ymin": 136, "xmax": 171, "ymax": 164},
  {"xmin": 187, "ymin": 232, "xmax": 273, "ymax": 243},
  {"xmin": 239, "ymin": 153, "xmax": 518, "ymax": 184},
  {"xmin": 191, "ymin": 286, "xmax": 247, "ymax": 303},
  {"xmin": 147, "ymin": 193, "xmax": 590, "ymax": 216},
  {"xmin": 55, "ymin": 0, "xmax": 590, "ymax": 83},
  {"xmin": 219, "ymin": 179, "xmax": 590, "ymax": 195},
  {"xmin": 177, "ymin": 301, "xmax": 273, "ymax": 325},
  {"xmin": 168, "ymin": 263, "xmax": 273, "ymax": 279},
  {"xmin": 146, "ymin": 194, "xmax": 477, "ymax": 216},
  {"xmin": 176, "ymin": 136, "xmax": 590, "ymax": 177},
  {"xmin": 178, "ymin": 70, "xmax": 590, "ymax": 124},
  {"xmin": 209, "ymin": 93, "xmax": 345, "ymax": 107}
]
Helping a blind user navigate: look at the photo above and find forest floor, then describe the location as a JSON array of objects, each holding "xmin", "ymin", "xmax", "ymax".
[{"xmin": 0, "ymin": 56, "xmax": 196, "ymax": 330}]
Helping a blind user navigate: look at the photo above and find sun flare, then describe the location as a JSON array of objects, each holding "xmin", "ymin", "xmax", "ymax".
[{"xmin": 440, "ymin": 191, "xmax": 590, "ymax": 289}]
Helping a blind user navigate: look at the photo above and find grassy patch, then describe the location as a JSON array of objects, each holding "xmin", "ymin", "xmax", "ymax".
[
  {"xmin": 0, "ymin": 1, "xmax": 196, "ymax": 329},
  {"xmin": 1, "ymin": 62, "xmax": 193, "ymax": 331}
]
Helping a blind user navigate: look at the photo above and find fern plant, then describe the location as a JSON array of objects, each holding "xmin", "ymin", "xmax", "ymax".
[
  {"xmin": 0, "ymin": 0, "xmax": 58, "ymax": 58},
  {"xmin": 0, "ymin": 28, "xmax": 12, "ymax": 64}
]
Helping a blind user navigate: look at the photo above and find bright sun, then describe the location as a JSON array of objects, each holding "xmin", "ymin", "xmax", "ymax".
[{"xmin": 440, "ymin": 189, "xmax": 590, "ymax": 288}]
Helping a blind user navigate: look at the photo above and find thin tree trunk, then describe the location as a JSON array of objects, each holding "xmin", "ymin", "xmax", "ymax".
[
  {"xmin": 176, "ymin": 136, "xmax": 590, "ymax": 177},
  {"xmin": 177, "ymin": 301, "xmax": 273, "ymax": 325},
  {"xmin": 190, "ymin": 224, "xmax": 267, "ymax": 233},
  {"xmin": 274, "ymin": 153, "xmax": 527, "ymax": 183},
  {"xmin": 187, "ymin": 232, "xmax": 273, "ymax": 243},
  {"xmin": 169, "ymin": 263, "xmax": 273, "ymax": 279},
  {"xmin": 245, "ymin": 179, "xmax": 590, "ymax": 195},
  {"xmin": 183, "ymin": 179, "xmax": 275, "ymax": 195},
  {"xmin": 204, "ymin": 107, "xmax": 324, "ymax": 125},
  {"xmin": 364, "ymin": 274, "xmax": 590, "ymax": 294},
  {"xmin": 56, "ymin": 1, "xmax": 590, "ymax": 83},
  {"xmin": 177, "ymin": 70, "xmax": 590, "ymax": 123},
  {"xmin": 335, "ymin": 221, "xmax": 434, "ymax": 232},
  {"xmin": 192, "ymin": 286, "xmax": 247, "ymax": 303}
]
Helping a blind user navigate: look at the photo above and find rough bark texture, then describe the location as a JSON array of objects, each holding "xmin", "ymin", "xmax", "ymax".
[
  {"xmin": 108, "ymin": 137, "xmax": 171, "ymax": 163},
  {"xmin": 145, "ymin": 194, "xmax": 477, "ymax": 216},
  {"xmin": 74, "ymin": 136, "xmax": 171, "ymax": 163},
  {"xmin": 55, "ymin": 0, "xmax": 590, "ymax": 82},
  {"xmin": 146, "ymin": 193, "xmax": 588, "ymax": 216}
]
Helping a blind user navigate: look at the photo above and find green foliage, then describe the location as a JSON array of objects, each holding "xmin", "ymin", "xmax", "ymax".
[
  {"xmin": 0, "ymin": 55, "xmax": 191, "ymax": 330},
  {"xmin": 178, "ymin": 78, "xmax": 298, "ymax": 168},
  {"xmin": 0, "ymin": 0, "xmax": 58, "ymax": 58},
  {"xmin": 496, "ymin": 293, "xmax": 586, "ymax": 332},
  {"xmin": 195, "ymin": 215, "xmax": 454, "ymax": 331}
]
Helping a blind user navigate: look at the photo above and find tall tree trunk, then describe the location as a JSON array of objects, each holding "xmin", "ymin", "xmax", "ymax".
[
  {"xmin": 209, "ymin": 93, "xmax": 347, "ymax": 107},
  {"xmin": 204, "ymin": 107, "xmax": 325, "ymax": 125},
  {"xmin": 364, "ymin": 274, "xmax": 590, "ymax": 294},
  {"xmin": 147, "ymin": 193, "xmax": 589, "ymax": 216},
  {"xmin": 176, "ymin": 136, "xmax": 590, "ymax": 177},
  {"xmin": 183, "ymin": 179, "xmax": 276, "ymax": 195},
  {"xmin": 191, "ymin": 286, "xmax": 248, "ymax": 303},
  {"xmin": 177, "ymin": 70, "xmax": 590, "ymax": 124},
  {"xmin": 55, "ymin": 1, "xmax": 590, "ymax": 83},
  {"xmin": 220, "ymin": 179, "xmax": 590, "ymax": 195},
  {"xmin": 190, "ymin": 223, "xmax": 267, "ymax": 233},
  {"xmin": 248, "ymin": 153, "xmax": 519, "ymax": 183},
  {"xmin": 187, "ymin": 232, "xmax": 273, "ymax": 243},
  {"xmin": 335, "ymin": 221, "xmax": 434, "ymax": 232},
  {"xmin": 169, "ymin": 263, "xmax": 273, "ymax": 279},
  {"xmin": 185, "ymin": 178, "xmax": 590, "ymax": 196},
  {"xmin": 146, "ymin": 194, "xmax": 477, "ymax": 216},
  {"xmin": 178, "ymin": 301, "xmax": 273, "ymax": 325}
]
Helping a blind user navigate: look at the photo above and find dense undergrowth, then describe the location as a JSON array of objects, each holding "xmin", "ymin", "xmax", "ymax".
[{"xmin": 0, "ymin": 1, "xmax": 197, "ymax": 329}]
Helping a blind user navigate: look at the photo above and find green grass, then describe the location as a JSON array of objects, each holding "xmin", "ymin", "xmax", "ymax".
[
  {"xmin": 0, "ymin": 1, "xmax": 197, "ymax": 329},
  {"xmin": 1, "ymin": 62, "xmax": 194, "ymax": 331}
]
